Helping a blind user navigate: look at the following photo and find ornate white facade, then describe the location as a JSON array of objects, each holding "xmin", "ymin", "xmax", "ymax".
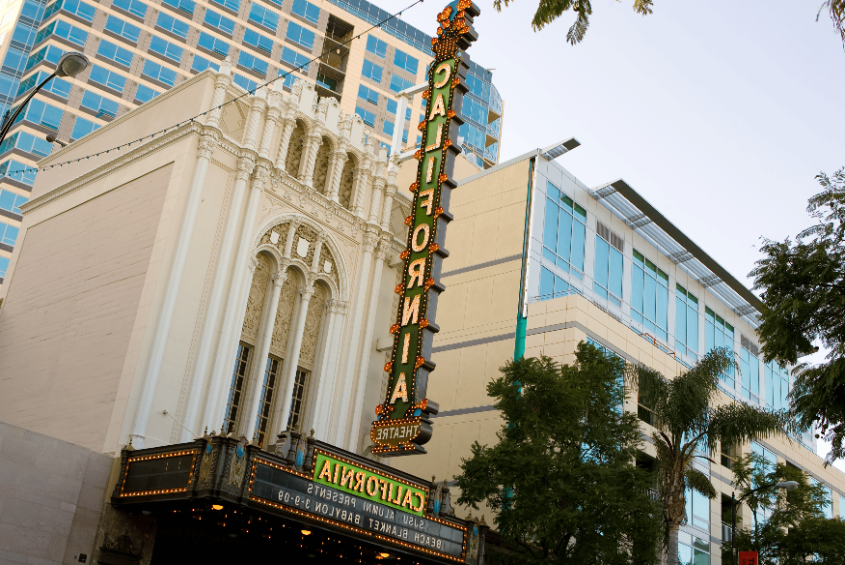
[{"xmin": 0, "ymin": 65, "xmax": 413, "ymax": 457}]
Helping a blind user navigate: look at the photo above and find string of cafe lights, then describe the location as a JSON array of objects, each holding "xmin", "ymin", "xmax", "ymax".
[{"xmin": 3, "ymin": 0, "xmax": 427, "ymax": 180}]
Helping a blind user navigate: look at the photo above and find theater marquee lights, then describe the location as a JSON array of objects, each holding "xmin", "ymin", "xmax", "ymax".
[{"xmin": 371, "ymin": 0, "xmax": 481, "ymax": 456}]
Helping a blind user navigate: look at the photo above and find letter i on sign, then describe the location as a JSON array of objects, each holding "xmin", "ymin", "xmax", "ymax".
[{"xmin": 370, "ymin": 0, "xmax": 481, "ymax": 456}]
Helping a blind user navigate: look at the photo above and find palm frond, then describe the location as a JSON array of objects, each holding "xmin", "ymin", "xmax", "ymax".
[
  {"xmin": 685, "ymin": 467, "xmax": 716, "ymax": 499},
  {"xmin": 633, "ymin": 0, "xmax": 653, "ymax": 15},
  {"xmin": 565, "ymin": 12, "xmax": 589, "ymax": 44},
  {"xmin": 625, "ymin": 363, "xmax": 669, "ymax": 421},
  {"xmin": 707, "ymin": 402, "xmax": 793, "ymax": 455},
  {"xmin": 663, "ymin": 349, "xmax": 731, "ymax": 436}
]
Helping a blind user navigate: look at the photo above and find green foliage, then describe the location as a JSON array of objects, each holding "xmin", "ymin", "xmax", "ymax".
[
  {"xmin": 625, "ymin": 348, "xmax": 792, "ymax": 565},
  {"xmin": 726, "ymin": 456, "xmax": 838, "ymax": 565},
  {"xmin": 455, "ymin": 342, "xmax": 662, "ymax": 565},
  {"xmin": 751, "ymin": 167, "xmax": 845, "ymax": 463}
]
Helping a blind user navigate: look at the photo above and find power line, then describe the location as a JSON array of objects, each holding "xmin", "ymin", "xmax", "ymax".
[{"xmin": 3, "ymin": 0, "xmax": 426, "ymax": 181}]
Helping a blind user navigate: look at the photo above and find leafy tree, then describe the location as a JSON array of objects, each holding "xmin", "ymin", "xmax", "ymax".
[
  {"xmin": 726, "ymin": 453, "xmax": 843, "ymax": 565},
  {"xmin": 625, "ymin": 349, "xmax": 793, "ymax": 565},
  {"xmin": 492, "ymin": 0, "xmax": 845, "ymax": 47},
  {"xmin": 455, "ymin": 343, "xmax": 663, "ymax": 565},
  {"xmin": 751, "ymin": 167, "xmax": 845, "ymax": 463}
]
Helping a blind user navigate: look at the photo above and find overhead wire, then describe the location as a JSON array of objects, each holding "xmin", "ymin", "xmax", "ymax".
[{"xmin": 3, "ymin": 0, "xmax": 426, "ymax": 180}]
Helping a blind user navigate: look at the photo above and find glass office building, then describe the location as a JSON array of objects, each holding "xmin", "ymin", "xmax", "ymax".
[{"xmin": 0, "ymin": 0, "xmax": 503, "ymax": 284}]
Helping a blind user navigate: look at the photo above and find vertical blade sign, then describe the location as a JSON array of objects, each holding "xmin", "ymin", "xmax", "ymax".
[{"xmin": 371, "ymin": 0, "xmax": 480, "ymax": 456}]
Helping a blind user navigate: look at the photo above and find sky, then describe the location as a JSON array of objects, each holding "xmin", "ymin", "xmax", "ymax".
[{"xmin": 374, "ymin": 0, "xmax": 845, "ymax": 467}]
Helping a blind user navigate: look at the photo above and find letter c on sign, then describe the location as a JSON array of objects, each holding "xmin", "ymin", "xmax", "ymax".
[{"xmin": 433, "ymin": 62, "xmax": 452, "ymax": 89}]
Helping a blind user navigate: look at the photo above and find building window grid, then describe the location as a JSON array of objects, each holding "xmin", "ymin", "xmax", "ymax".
[
  {"xmin": 17, "ymin": 70, "xmax": 70, "ymax": 98},
  {"xmin": 285, "ymin": 21, "xmax": 315, "ymax": 50},
  {"xmin": 675, "ymin": 284, "xmax": 699, "ymax": 360},
  {"xmin": 393, "ymin": 48, "xmax": 418, "ymax": 75},
  {"xmin": 223, "ymin": 343, "xmax": 251, "ymax": 434},
  {"xmin": 112, "ymin": 0, "xmax": 147, "ymax": 19},
  {"xmin": 14, "ymin": 98, "xmax": 63, "ymax": 130},
  {"xmin": 0, "ymin": 221, "xmax": 20, "ymax": 245},
  {"xmin": 593, "ymin": 224, "xmax": 623, "ymax": 307},
  {"xmin": 26, "ymin": 45, "xmax": 64, "ymax": 72},
  {"xmin": 248, "ymin": 3, "xmax": 278, "ymax": 32},
  {"xmin": 237, "ymin": 50, "xmax": 268, "ymax": 76},
  {"xmin": 538, "ymin": 266, "xmax": 569, "ymax": 302},
  {"xmin": 389, "ymin": 74, "xmax": 412, "ymax": 93},
  {"xmin": 81, "ymin": 89, "xmax": 119, "ymax": 118},
  {"xmin": 35, "ymin": 19, "xmax": 88, "ymax": 47},
  {"xmin": 280, "ymin": 47, "xmax": 309, "ymax": 73},
  {"xmin": 70, "ymin": 115, "xmax": 100, "ymax": 139},
  {"xmin": 0, "ymin": 131, "xmax": 52, "ymax": 158},
  {"xmin": 357, "ymin": 83, "xmax": 378, "ymax": 105},
  {"xmin": 365, "ymin": 34, "xmax": 386, "ymax": 58},
  {"xmin": 244, "ymin": 28, "xmax": 272, "ymax": 54},
  {"xmin": 740, "ymin": 340, "xmax": 760, "ymax": 402},
  {"xmin": 765, "ymin": 361, "xmax": 790, "ymax": 411},
  {"xmin": 291, "ymin": 0, "xmax": 320, "ymax": 24},
  {"xmin": 203, "ymin": 9, "xmax": 235, "ymax": 35},
  {"xmin": 104, "ymin": 15, "xmax": 141, "ymax": 43},
  {"xmin": 156, "ymin": 12, "xmax": 189, "ymax": 39},
  {"xmin": 198, "ymin": 31, "xmax": 229, "ymax": 56},
  {"xmin": 542, "ymin": 181, "xmax": 586, "ymax": 280},
  {"xmin": 161, "ymin": 0, "xmax": 195, "ymax": 15},
  {"xmin": 631, "ymin": 249, "xmax": 669, "ymax": 342},
  {"xmin": 678, "ymin": 531, "xmax": 709, "ymax": 565},
  {"xmin": 191, "ymin": 54, "xmax": 220, "ymax": 73},
  {"xmin": 705, "ymin": 306, "xmax": 735, "ymax": 388},
  {"xmin": 0, "ymin": 256, "xmax": 9, "ymax": 278},
  {"xmin": 232, "ymin": 72, "xmax": 257, "ymax": 91},
  {"xmin": 254, "ymin": 356, "xmax": 280, "ymax": 447},
  {"xmin": 89, "ymin": 64, "xmax": 127, "ymax": 92},
  {"xmin": 354, "ymin": 105, "xmax": 374, "ymax": 127},
  {"xmin": 361, "ymin": 59, "xmax": 382, "ymax": 83},
  {"xmin": 210, "ymin": 0, "xmax": 239, "ymax": 12},
  {"xmin": 142, "ymin": 59, "xmax": 177, "ymax": 86},
  {"xmin": 0, "ymin": 189, "xmax": 29, "ymax": 214},
  {"xmin": 134, "ymin": 83, "xmax": 159, "ymax": 102},
  {"xmin": 44, "ymin": 0, "xmax": 96, "ymax": 22},
  {"xmin": 97, "ymin": 39, "xmax": 133, "ymax": 67}
]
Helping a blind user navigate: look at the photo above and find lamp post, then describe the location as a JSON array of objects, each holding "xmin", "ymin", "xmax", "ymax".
[
  {"xmin": 731, "ymin": 480, "xmax": 799, "ymax": 565},
  {"xmin": 0, "ymin": 51, "xmax": 89, "ymax": 145}
]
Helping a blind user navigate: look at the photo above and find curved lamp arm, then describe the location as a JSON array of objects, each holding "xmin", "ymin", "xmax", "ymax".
[{"xmin": 0, "ymin": 72, "xmax": 57, "ymax": 145}]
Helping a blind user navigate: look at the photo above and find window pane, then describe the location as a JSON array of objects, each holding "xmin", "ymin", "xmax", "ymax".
[
  {"xmin": 571, "ymin": 218, "xmax": 585, "ymax": 272},
  {"xmin": 594, "ymin": 236, "xmax": 608, "ymax": 288},
  {"xmin": 543, "ymin": 199, "xmax": 557, "ymax": 251},
  {"xmin": 557, "ymin": 209, "xmax": 572, "ymax": 261},
  {"xmin": 540, "ymin": 267, "xmax": 554, "ymax": 299}
]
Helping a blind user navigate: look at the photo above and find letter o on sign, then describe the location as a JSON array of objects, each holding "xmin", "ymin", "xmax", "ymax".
[{"xmin": 411, "ymin": 224, "xmax": 430, "ymax": 252}]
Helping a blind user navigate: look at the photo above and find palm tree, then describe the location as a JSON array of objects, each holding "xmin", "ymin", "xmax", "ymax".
[{"xmin": 626, "ymin": 348, "xmax": 793, "ymax": 565}]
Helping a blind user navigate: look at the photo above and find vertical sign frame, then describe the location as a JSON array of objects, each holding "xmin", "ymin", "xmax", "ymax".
[{"xmin": 371, "ymin": 0, "xmax": 480, "ymax": 456}]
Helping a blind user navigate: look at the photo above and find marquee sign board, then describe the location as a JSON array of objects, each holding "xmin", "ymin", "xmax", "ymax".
[{"xmin": 371, "ymin": 0, "xmax": 481, "ymax": 456}]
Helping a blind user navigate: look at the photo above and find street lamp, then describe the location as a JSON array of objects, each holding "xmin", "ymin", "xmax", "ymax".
[
  {"xmin": 0, "ymin": 51, "xmax": 89, "ymax": 145},
  {"xmin": 731, "ymin": 481, "xmax": 799, "ymax": 565}
]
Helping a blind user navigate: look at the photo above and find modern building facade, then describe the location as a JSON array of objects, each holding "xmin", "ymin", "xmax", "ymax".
[
  {"xmin": 0, "ymin": 0, "xmax": 503, "ymax": 286},
  {"xmin": 388, "ymin": 141, "xmax": 845, "ymax": 565}
]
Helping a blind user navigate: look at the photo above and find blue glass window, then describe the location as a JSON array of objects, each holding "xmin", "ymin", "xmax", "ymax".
[
  {"xmin": 211, "ymin": 0, "xmax": 239, "ymax": 11},
  {"xmin": 355, "ymin": 106, "xmax": 375, "ymax": 127},
  {"xmin": 197, "ymin": 32, "xmax": 229, "ymax": 56},
  {"xmin": 278, "ymin": 69, "xmax": 295, "ymax": 88},
  {"xmin": 538, "ymin": 266, "xmax": 569, "ymax": 301},
  {"xmin": 191, "ymin": 54, "xmax": 220, "ymax": 73},
  {"xmin": 361, "ymin": 59, "xmax": 382, "ymax": 83},
  {"xmin": 0, "ymin": 189, "xmax": 30, "ymax": 214},
  {"xmin": 149, "ymin": 36, "xmax": 183, "ymax": 63},
  {"xmin": 161, "ymin": 0, "xmax": 194, "ymax": 15},
  {"xmin": 0, "ymin": 131, "xmax": 52, "ymax": 158},
  {"xmin": 203, "ymin": 9, "xmax": 235, "ymax": 35},
  {"xmin": 35, "ymin": 20, "xmax": 88, "ymax": 47},
  {"xmin": 461, "ymin": 95, "xmax": 487, "ymax": 126},
  {"xmin": 248, "ymin": 4, "xmax": 278, "ymax": 32},
  {"xmin": 0, "ymin": 161, "xmax": 36, "ymax": 186},
  {"xmin": 104, "ymin": 15, "xmax": 141, "ymax": 43},
  {"xmin": 112, "ymin": 0, "xmax": 147, "ymax": 18},
  {"xmin": 0, "ymin": 256, "xmax": 9, "ymax": 278},
  {"xmin": 466, "ymin": 73, "xmax": 491, "ymax": 102},
  {"xmin": 382, "ymin": 119, "xmax": 394, "ymax": 136},
  {"xmin": 237, "ymin": 51, "xmax": 268, "ymax": 76},
  {"xmin": 594, "ymin": 234, "xmax": 623, "ymax": 306},
  {"xmin": 135, "ymin": 83, "xmax": 160, "ymax": 102},
  {"xmin": 70, "ymin": 115, "xmax": 99, "ymax": 140},
  {"xmin": 97, "ymin": 39, "xmax": 133, "ymax": 66},
  {"xmin": 156, "ymin": 12, "xmax": 189, "ymax": 39},
  {"xmin": 393, "ymin": 48, "xmax": 418, "ymax": 75},
  {"xmin": 357, "ymin": 84, "xmax": 378, "ymax": 105},
  {"xmin": 291, "ymin": 0, "xmax": 320, "ymax": 24},
  {"xmin": 44, "ymin": 0, "xmax": 95, "ymax": 21},
  {"xmin": 26, "ymin": 45, "xmax": 63, "ymax": 72},
  {"xmin": 542, "ymin": 182, "xmax": 587, "ymax": 278},
  {"xmin": 675, "ymin": 284, "xmax": 699, "ymax": 359},
  {"xmin": 765, "ymin": 361, "xmax": 789, "ymax": 411},
  {"xmin": 365, "ymin": 35, "xmax": 386, "ymax": 58},
  {"xmin": 81, "ymin": 89, "xmax": 119, "ymax": 118},
  {"xmin": 678, "ymin": 532, "xmax": 710, "ymax": 565},
  {"xmin": 89, "ymin": 64, "xmax": 126, "ymax": 92},
  {"xmin": 280, "ymin": 47, "xmax": 309, "ymax": 72},
  {"xmin": 233, "ymin": 73, "xmax": 257, "ymax": 92},
  {"xmin": 142, "ymin": 59, "xmax": 177, "ymax": 86},
  {"xmin": 0, "ymin": 221, "xmax": 21, "ymax": 244},
  {"xmin": 389, "ymin": 74, "xmax": 413, "ymax": 93},
  {"xmin": 740, "ymin": 344, "xmax": 760, "ymax": 401},
  {"xmin": 684, "ymin": 488, "xmax": 711, "ymax": 532},
  {"xmin": 705, "ymin": 307, "xmax": 735, "ymax": 388},
  {"xmin": 14, "ymin": 98, "xmax": 63, "ymax": 130},
  {"xmin": 286, "ymin": 21, "xmax": 314, "ymax": 49},
  {"xmin": 243, "ymin": 28, "xmax": 273, "ymax": 54},
  {"xmin": 631, "ymin": 249, "xmax": 669, "ymax": 342},
  {"xmin": 17, "ymin": 71, "xmax": 70, "ymax": 98}
]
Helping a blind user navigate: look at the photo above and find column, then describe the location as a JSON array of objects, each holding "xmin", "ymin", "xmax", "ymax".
[
  {"xmin": 181, "ymin": 156, "xmax": 254, "ymax": 441},
  {"xmin": 274, "ymin": 116, "xmax": 295, "ymax": 172},
  {"xmin": 129, "ymin": 133, "xmax": 218, "ymax": 448},
  {"xmin": 204, "ymin": 58, "xmax": 232, "ymax": 129},
  {"xmin": 380, "ymin": 166, "xmax": 398, "ymax": 230},
  {"xmin": 300, "ymin": 133, "xmax": 322, "ymax": 187},
  {"xmin": 259, "ymin": 83, "xmax": 284, "ymax": 161},
  {"xmin": 277, "ymin": 285, "xmax": 316, "ymax": 430},
  {"xmin": 332, "ymin": 232, "xmax": 378, "ymax": 446},
  {"xmin": 306, "ymin": 299, "xmax": 337, "ymax": 437},
  {"xmin": 368, "ymin": 177, "xmax": 385, "ymax": 225},
  {"xmin": 327, "ymin": 151, "xmax": 348, "ymax": 203},
  {"xmin": 202, "ymin": 165, "xmax": 270, "ymax": 431},
  {"xmin": 352, "ymin": 167, "xmax": 371, "ymax": 218},
  {"xmin": 242, "ymin": 89, "xmax": 267, "ymax": 152},
  {"xmin": 316, "ymin": 301, "xmax": 347, "ymax": 440},
  {"xmin": 345, "ymin": 239, "xmax": 389, "ymax": 452},
  {"xmin": 243, "ymin": 268, "xmax": 287, "ymax": 442}
]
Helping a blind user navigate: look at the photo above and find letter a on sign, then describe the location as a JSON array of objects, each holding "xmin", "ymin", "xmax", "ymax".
[{"xmin": 370, "ymin": 0, "xmax": 482, "ymax": 456}]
